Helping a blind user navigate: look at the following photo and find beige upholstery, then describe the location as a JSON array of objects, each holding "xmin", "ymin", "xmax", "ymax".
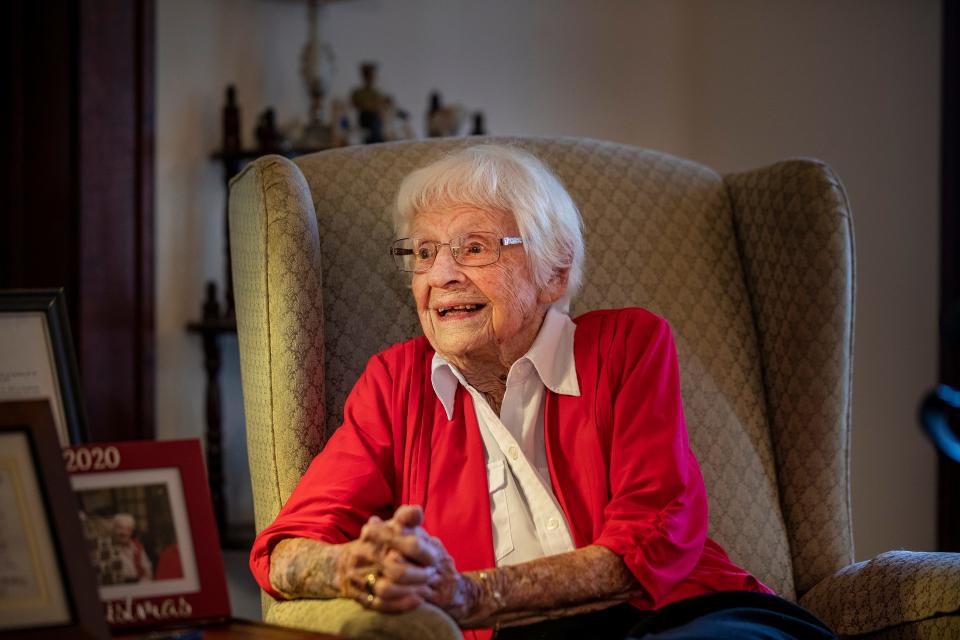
[
  {"xmin": 268, "ymin": 599, "xmax": 461, "ymax": 640},
  {"xmin": 802, "ymin": 551, "xmax": 960, "ymax": 637},
  {"xmin": 229, "ymin": 137, "xmax": 960, "ymax": 638}
]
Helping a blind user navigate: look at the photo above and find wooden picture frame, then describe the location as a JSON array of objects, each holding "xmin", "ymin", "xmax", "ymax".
[
  {"xmin": 0, "ymin": 400, "xmax": 109, "ymax": 639},
  {"xmin": 64, "ymin": 439, "xmax": 230, "ymax": 631},
  {"xmin": 0, "ymin": 289, "xmax": 88, "ymax": 445}
]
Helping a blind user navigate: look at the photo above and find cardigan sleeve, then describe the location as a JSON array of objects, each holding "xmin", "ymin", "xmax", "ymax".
[
  {"xmin": 592, "ymin": 311, "xmax": 710, "ymax": 607},
  {"xmin": 248, "ymin": 352, "xmax": 399, "ymax": 598}
]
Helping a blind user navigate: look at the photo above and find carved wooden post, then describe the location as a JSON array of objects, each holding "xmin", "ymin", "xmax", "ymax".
[{"xmin": 187, "ymin": 281, "xmax": 232, "ymax": 544}]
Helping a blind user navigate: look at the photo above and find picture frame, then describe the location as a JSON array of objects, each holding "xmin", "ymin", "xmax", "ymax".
[
  {"xmin": 0, "ymin": 400, "xmax": 109, "ymax": 639},
  {"xmin": 64, "ymin": 439, "xmax": 230, "ymax": 630},
  {"xmin": 0, "ymin": 289, "xmax": 88, "ymax": 445}
]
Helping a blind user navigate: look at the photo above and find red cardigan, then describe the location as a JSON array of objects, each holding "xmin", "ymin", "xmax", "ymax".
[{"xmin": 250, "ymin": 308, "xmax": 771, "ymax": 635}]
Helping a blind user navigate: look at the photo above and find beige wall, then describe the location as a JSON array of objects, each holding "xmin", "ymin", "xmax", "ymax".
[{"xmin": 156, "ymin": 0, "xmax": 941, "ymax": 560}]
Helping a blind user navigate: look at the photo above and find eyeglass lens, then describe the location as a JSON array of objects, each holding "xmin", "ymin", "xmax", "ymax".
[{"xmin": 392, "ymin": 232, "xmax": 501, "ymax": 273}]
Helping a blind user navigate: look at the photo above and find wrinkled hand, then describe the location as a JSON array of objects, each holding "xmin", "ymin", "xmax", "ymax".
[
  {"xmin": 344, "ymin": 505, "xmax": 481, "ymax": 620},
  {"xmin": 368, "ymin": 506, "xmax": 479, "ymax": 622},
  {"xmin": 340, "ymin": 506, "xmax": 438, "ymax": 613},
  {"xmin": 412, "ymin": 531, "xmax": 479, "ymax": 622}
]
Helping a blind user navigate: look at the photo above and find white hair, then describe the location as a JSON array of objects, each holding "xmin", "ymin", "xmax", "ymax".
[
  {"xmin": 394, "ymin": 144, "xmax": 585, "ymax": 309},
  {"xmin": 113, "ymin": 513, "xmax": 136, "ymax": 529}
]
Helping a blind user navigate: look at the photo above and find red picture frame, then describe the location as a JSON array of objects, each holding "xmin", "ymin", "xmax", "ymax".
[{"xmin": 63, "ymin": 439, "xmax": 230, "ymax": 631}]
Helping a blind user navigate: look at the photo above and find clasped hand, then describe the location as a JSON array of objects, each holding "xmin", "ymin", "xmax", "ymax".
[{"xmin": 338, "ymin": 505, "xmax": 474, "ymax": 619}]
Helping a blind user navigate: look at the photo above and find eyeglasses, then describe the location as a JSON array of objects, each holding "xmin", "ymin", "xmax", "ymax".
[{"xmin": 389, "ymin": 232, "xmax": 523, "ymax": 273}]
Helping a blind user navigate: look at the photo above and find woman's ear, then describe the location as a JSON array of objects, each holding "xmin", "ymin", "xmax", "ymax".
[{"xmin": 538, "ymin": 267, "xmax": 570, "ymax": 305}]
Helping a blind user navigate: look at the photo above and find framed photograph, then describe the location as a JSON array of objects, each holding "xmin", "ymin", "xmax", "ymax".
[
  {"xmin": 0, "ymin": 400, "xmax": 108, "ymax": 639},
  {"xmin": 64, "ymin": 439, "xmax": 230, "ymax": 630},
  {"xmin": 0, "ymin": 289, "xmax": 87, "ymax": 445}
]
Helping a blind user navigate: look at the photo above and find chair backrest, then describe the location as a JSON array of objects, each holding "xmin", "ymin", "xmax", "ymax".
[{"xmin": 230, "ymin": 137, "xmax": 854, "ymax": 607}]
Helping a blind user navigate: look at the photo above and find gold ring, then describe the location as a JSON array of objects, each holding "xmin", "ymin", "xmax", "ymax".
[
  {"xmin": 364, "ymin": 572, "xmax": 377, "ymax": 596},
  {"xmin": 366, "ymin": 593, "xmax": 375, "ymax": 604}
]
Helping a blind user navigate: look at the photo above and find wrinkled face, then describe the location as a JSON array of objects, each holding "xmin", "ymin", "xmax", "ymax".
[
  {"xmin": 410, "ymin": 205, "xmax": 564, "ymax": 366},
  {"xmin": 113, "ymin": 521, "xmax": 134, "ymax": 545}
]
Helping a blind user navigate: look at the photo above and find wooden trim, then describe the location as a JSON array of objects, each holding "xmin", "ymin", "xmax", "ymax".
[
  {"xmin": 5, "ymin": 0, "xmax": 155, "ymax": 443},
  {"xmin": 1, "ymin": 1, "xmax": 25, "ymax": 288},
  {"xmin": 136, "ymin": 0, "xmax": 157, "ymax": 439},
  {"xmin": 939, "ymin": 0, "xmax": 960, "ymax": 552},
  {"xmin": 77, "ymin": 0, "xmax": 155, "ymax": 441},
  {"xmin": 1, "ymin": 1, "xmax": 80, "ymax": 302}
]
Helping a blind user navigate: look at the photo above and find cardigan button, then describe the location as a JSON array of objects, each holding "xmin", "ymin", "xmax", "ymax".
[{"xmin": 508, "ymin": 446, "xmax": 519, "ymax": 460}]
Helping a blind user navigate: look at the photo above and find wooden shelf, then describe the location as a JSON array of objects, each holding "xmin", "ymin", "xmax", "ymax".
[
  {"xmin": 187, "ymin": 316, "xmax": 237, "ymax": 335},
  {"xmin": 210, "ymin": 146, "xmax": 330, "ymax": 162}
]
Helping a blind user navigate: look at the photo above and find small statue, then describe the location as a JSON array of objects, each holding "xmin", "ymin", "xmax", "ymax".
[
  {"xmin": 426, "ymin": 91, "xmax": 442, "ymax": 136},
  {"xmin": 351, "ymin": 62, "xmax": 386, "ymax": 144},
  {"xmin": 297, "ymin": 0, "xmax": 336, "ymax": 149},
  {"xmin": 222, "ymin": 85, "xmax": 241, "ymax": 152},
  {"xmin": 328, "ymin": 98, "xmax": 353, "ymax": 147},
  {"xmin": 426, "ymin": 91, "xmax": 466, "ymax": 138},
  {"xmin": 382, "ymin": 96, "xmax": 414, "ymax": 141},
  {"xmin": 470, "ymin": 111, "xmax": 487, "ymax": 136},
  {"xmin": 255, "ymin": 108, "xmax": 288, "ymax": 152}
]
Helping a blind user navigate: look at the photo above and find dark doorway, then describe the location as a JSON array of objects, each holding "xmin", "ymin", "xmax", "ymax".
[{"xmin": 3, "ymin": 0, "xmax": 156, "ymax": 442}]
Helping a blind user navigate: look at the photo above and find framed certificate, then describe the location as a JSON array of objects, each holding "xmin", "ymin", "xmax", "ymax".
[
  {"xmin": 0, "ymin": 400, "xmax": 108, "ymax": 639},
  {"xmin": 0, "ymin": 289, "xmax": 87, "ymax": 445},
  {"xmin": 64, "ymin": 439, "xmax": 230, "ymax": 630}
]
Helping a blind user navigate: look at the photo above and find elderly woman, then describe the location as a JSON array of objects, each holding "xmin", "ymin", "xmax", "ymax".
[{"xmin": 249, "ymin": 145, "xmax": 834, "ymax": 639}]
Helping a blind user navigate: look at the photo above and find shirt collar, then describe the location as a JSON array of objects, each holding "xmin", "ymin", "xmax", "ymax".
[{"xmin": 430, "ymin": 305, "xmax": 580, "ymax": 420}]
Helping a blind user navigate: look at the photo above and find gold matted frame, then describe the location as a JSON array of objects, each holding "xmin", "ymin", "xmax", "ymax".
[{"xmin": 0, "ymin": 400, "xmax": 108, "ymax": 639}]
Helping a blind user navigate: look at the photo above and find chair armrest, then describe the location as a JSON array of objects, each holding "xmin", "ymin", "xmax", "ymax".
[
  {"xmin": 799, "ymin": 550, "xmax": 960, "ymax": 636},
  {"xmin": 266, "ymin": 598, "xmax": 463, "ymax": 640}
]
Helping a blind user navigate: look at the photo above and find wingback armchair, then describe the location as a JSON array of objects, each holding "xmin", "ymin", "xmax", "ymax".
[{"xmin": 229, "ymin": 137, "xmax": 960, "ymax": 639}]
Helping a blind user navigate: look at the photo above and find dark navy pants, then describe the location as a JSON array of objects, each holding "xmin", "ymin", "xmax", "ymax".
[{"xmin": 494, "ymin": 592, "xmax": 836, "ymax": 640}]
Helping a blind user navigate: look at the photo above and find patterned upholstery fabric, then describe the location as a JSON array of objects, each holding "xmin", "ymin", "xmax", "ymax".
[
  {"xmin": 268, "ymin": 599, "xmax": 461, "ymax": 639},
  {"xmin": 228, "ymin": 137, "xmax": 960, "ymax": 637},
  {"xmin": 724, "ymin": 160, "xmax": 856, "ymax": 596},
  {"xmin": 230, "ymin": 157, "xmax": 327, "ymax": 524},
  {"xmin": 800, "ymin": 551, "xmax": 960, "ymax": 637},
  {"xmin": 855, "ymin": 615, "xmax": 960, "ymax": 640}
]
